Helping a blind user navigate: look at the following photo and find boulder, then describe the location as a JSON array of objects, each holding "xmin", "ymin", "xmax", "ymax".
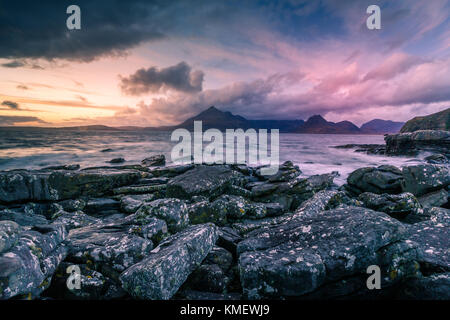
[
  {"xmin": 0, "ymin": 221, "xmax": 20, "ymax": 254},
  {"xmin": 358, "ymin": 192, "xmax": 422, "ymax": 217},
  {"xmin": 120, "ymin": 223, "xmax": 218, "ymax": 300},
  {"xmin": 0, "ymin": 208, "xmax": 48, "ymax": 227},
  {"xmin": 238, "ymin": 206, "xmax": 419, "ymax": 299},
  {"xmin": 84, "ymin": 198, "xmax": 120, "ymax": 215},
  {"xmin": 51, "ymin": 210, "xmax": 100, "ymax": 230},
  {"xmin": 405, "ymin": 220, "xmax": 449, "ymax": 273},
  {"xmin": 396, "ymin": 273, "xmax": 450, "ymax": 300},
  {"xmin": 45, "ymin": 262, "xmax": 126, "ymax": 300},
  {"xmin": 385, "ymin": 130, "xmax": 450, "ymax": 155},
  {"xmin": 418, "ymin": 189, "xmax": 448, "ymax": 208},
  {"xmin": 346, "ymin": 165, "xmax": 404, "ymax": 195},
  {"xmin": 141, "ymin": 155, "xmax": 166, "ymax": 167},
  {"xmin": 108, "ymin": 158, "xmax": 125, "ymax": 164},
  {"xmin": 293, "ymin": 190, "xmax": 351, "ymax": 219},
  {"xmin": 402, "ymin": 164, "xmax": 450, "ymax": 196},
  {"xmin": 166, "ymin": 165, "xmax": 241, "ymax": 199},
  {"xmin": 0, "ymin": 224, "xmax": 67, "ymax": 299},
  {"xmin": 0, "ymin": 169, "xmax": 141, "ymax": 203},
  {"xmin": 266, "ymin": 161, "xmax": 301, "ymax": 182},
  {"xmin": 120, "ymin": 194, "xmax": 154, "ymax": 214},
  {"xmin": 67, "ymin": 219, "xmax": 155, "ymax": 274},
  {"xmin": 135, "ymin": 198, "xmax": 189, "ymax": 233},
  {"xmin": 217, "ymin": 227, "xmax": 243, "ymax": 256}
]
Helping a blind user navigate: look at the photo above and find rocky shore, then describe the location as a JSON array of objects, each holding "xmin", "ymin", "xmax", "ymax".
[{"xmin": 0, "ymin": 144, "xmax": 449, "ymax": 300}]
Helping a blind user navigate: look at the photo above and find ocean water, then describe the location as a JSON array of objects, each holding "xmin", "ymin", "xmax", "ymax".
[{"xmin": 0, "ymin": 129, "xmax": 424, "ymax": 185}]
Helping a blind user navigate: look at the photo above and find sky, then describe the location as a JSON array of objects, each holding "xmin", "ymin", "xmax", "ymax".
[{"xmin": 0, "ymin": 0, "xmax": 449, "ymax": 127}]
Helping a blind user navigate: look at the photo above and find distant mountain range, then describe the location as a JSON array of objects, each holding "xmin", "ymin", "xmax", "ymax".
[
  {"xmin": 1, "ymin": 106, "xmax": 410, "ymax": 134},
  {"xmin": 169, "ymin": 106, "xmax": 403, "ymax": 134}
]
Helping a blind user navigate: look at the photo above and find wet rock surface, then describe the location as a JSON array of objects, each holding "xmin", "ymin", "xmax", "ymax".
[
  {"xmin": 238, "ymin": 206, "xmax": 419, "ymax": 299},
  {"xmin": 119, "ymin": 223, "xmax": 218, "ymax": 299},
  {"xmin": 0, "ymin": 155, "xmax": 448, "ymax": 300}
]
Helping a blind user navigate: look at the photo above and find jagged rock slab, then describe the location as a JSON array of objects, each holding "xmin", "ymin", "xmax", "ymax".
[
  {"xmin": 417, "ymin": 189, "xmax": 448, "ymax": 208},
  {"xmin": 346, "ymin": 165, "xmax": 404, "ymax": 195},
  {"xmin": 120, "ymin": 223, "xmax": 218, "ymax": 300},
  {"xmin": 67, "ymin": 219, "xmax": 156, "ymax": 273},
  {"xmin": 0, "ymin": 169, "xmax": 141, "ymax": 203},
  {"xmin": 135, "ymin": 198, "xmax": 189, "ymax": 233},
  {"xmin": 0, "ymin": 208, "xmax": 48, "ymax": 227},
  {"xmin": 405, "ymin": 220, "xmax": 449, "ymax": 273},
  {"xmin": 385, "ymin": 130, "xmax": 450, "ymax": 155},
  {"xmin": 402, "ymin": 164, "xmax": 450, "ymax": 197},
  {"xmin": 166, "ymin": 165, "xmax": 241, "ymax": 199},
  {"xmin": 0, "ymin": 224, "xmax": 67, "ymax": 299},
  {"xmin": 358, "ymin": 192, "xmax": 422, "ymax": 217},
  {"xmin": 238, "ymin": 206, "xmax": 419, "ymax": 299}
]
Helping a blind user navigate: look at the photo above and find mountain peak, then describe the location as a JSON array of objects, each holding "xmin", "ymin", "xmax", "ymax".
[{"xmin": 306, "ymin": 115, "xmax": 327, "ymax": 124}]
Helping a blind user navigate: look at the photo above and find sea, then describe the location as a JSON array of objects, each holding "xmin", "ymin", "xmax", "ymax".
[{"xmin": 0, "ymin": 129, "xmax": 425, "ymax": 185}]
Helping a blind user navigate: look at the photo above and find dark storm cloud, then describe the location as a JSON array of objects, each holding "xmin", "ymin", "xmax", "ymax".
[
  {"xmin": 0, "ymin": 0, "xmax": 168, "ymax": 62},
  {"xmin": 120, "ymin": 62, "xmax": 204, "ymax": 95},
  {"xmin": 0, "ymin": 115, "xmax": 47, "ymax": 125},
  {"xmin": 1, "ymin": 100, "xmax": 20, "ymax": 110}
]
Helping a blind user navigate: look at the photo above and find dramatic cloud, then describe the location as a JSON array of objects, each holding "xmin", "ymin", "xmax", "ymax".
[
  {"xmin": 0, "ymin": 1, "xmax": 166, "ymax": 62},
  {"xmin": 1, "ymin": 101, "xmax": 20, "ymax": 110},
  {"xmin": 120, "ymin": 62, "xmax": 204, "ymax": 95},
  {"xmin": 0, "ymin": 115, "xmax": 48, "ymax": 125}
]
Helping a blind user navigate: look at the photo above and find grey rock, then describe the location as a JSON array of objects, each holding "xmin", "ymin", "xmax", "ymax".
[
  {"xmin": 0, "ymin": 208, "xmax": 48, "ymax": 227},
  {"xmin": 113, "ymin": 184, "xmax": 165, "ymax": 195},
  {"xmin": 406, "ymin": 220, "xmax": 449, "ymax": 273},
  {"xmin": 396, "ymin": 273, "xmax": 450, "ymax": 300},
  {"xmin": 0, "ymin": 221, "xmax": 20, "ymax": 254},
  {"xmin": 238, "ymin": 206, "xmax": 419, "ymax": 299},
  {"xmin": 347, "ymin": 165, "xmax": 404, "ymax": 195},
  {"xmin": 306, "ymin": 172, "xmax": 339, "ymax": 192},
  {"xmin": 385, "ymin": 130, "xmax": 450, "ymax": 156},
  {"xmin": 108, "ymin": 158, "xmax": 125, "ymax": 164},
  {"xmin": 141, "ymin": 155, "xmax": 166, "ymax": 167},
  {"xmin": 149, "ymin": 164, "xmax": 194, "ymax": 177},
  {"xmin": 120, "ymin": 194, "xmax": 155, "ymax": 214},
  {"xmin": 0, "ymin": 169, "xmax": 141, "ymax": 203},
  {"xmin": 58, "ymin": 199, "xmax": 86, "ymax": 212},
  {"xmin": 267, "ymin": 161, "xmax": 301, "ymax": 182},
  {"xmin": 120, "ymin": 223, "xmax": 218, "ymax": 300},
  {"xmin": 418, "ymin": 189, "xmax": 448, "ymax": 208},
  {"xmin": 51, "ymin": 210, "xmax": 100, "ymax": 230},
  {"xmin": 85, "ymin": 198, "xmax": 120, "ymax": 215},
  {"xmin": 183, "ymin": 264, "xmax": 230, "ymax": 293},
  {"xmin": 67, "ymin": 220, "xmax": 154, "ymax": 273},
  {"xmin": 0, "ymin": 224, "xmax": 67, "ymax": 299},
  {"xmin": 402, "ymin": 164, "xmax": 450, "ymax": 196},
  {"xmin": 358, "ymin": 192, "xmax": 422, "ymax": 217},
  {"xmin": 135, "ymin": 198, "xmax": 189, "ymax": 233},
  {"xmin": 166, "ymin": 165, "xmax": 241, "ymax": 199},
  {"xmin": 293, "ymin": 190, "xmax": 349, "ymax": 219},
  {"xmin": 217, "ymin": 227, "xmax": 243, "ymax": 256},
  {"xmin": 46, "ymin": 262, "xmax": 126, "ymax": 300}
]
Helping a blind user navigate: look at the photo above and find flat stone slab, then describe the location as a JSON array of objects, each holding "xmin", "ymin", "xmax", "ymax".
[
  {"xmin": 120, "ymin": 223, "xmax": 218, "ymax": 300},
  {"xmin": 238, "ymin": 206, "xmax": 419, "ymax": 299}
]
